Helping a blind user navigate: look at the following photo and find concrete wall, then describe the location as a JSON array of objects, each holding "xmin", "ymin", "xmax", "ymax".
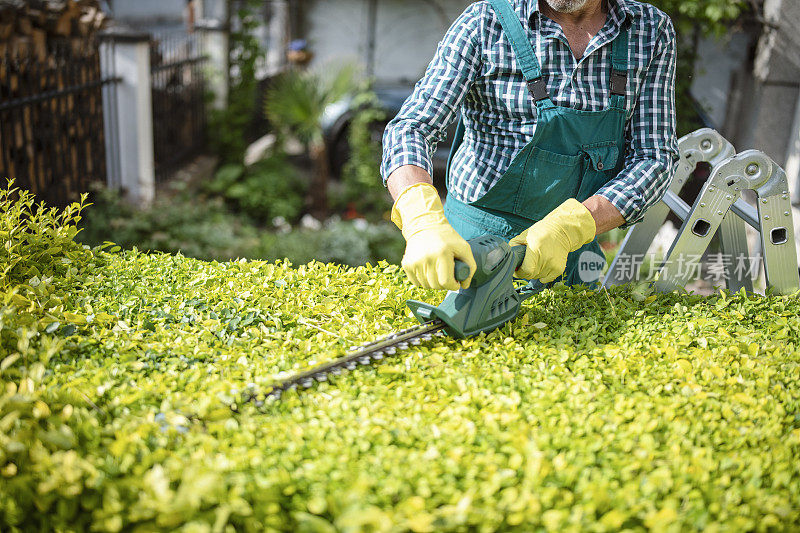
[
  {"xmin": 305, "ymin": 0, "xmax": 469, "ymax": 84},
  {"xmin": 201, "ymin": 0, "xmax": 227, "ymax": 22},
  {"xmin": 372, "ymin": 0, "xmax": 469, "ymax": 83},
  {"xmin": 305, "ymin": 0, "xmax": 366, "ymax": 74},
  {"xmin": 760, "ymin": 0, "xmax": 800, "ymax": 71},
  {"xmin": 690, "ymin": 32, "xmax": 752, "ymax": 131},
  {"xmin": 699, "ymin": 0, "xmax": 800, "ymax": 258},
  {"xmin": 111, "ymin": 0, "xmax": 187, "ymax": 23},
  {"xmin": 740, "ymin": 0, "xmax": 800, "ymax": 185},
  {"xmin": 100, "ymin": 33, "xmax": 156, "ymax": 205},
  {"xmin": 786, "ymin": 92, "xmax": 800, "ymax": 202}
]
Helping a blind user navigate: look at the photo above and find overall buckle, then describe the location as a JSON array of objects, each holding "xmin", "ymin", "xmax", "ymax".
[
  {"xmin": 610, "ymin": 70, "xmax": 628, "ymax": 96},
  {"xmin": 527, "ymin": 77, "xmax": 550, "ymax": 101}
]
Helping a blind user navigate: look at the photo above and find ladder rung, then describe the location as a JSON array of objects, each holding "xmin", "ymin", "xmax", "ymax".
[
  {"xmin": 663, "ymin": 190, "xmax": 760, "ymax": 230},
  {"xmin": 662, "ymin": 191, "xmax": 690, "ymax": 221},
  {"xmin": 729, "ymin": 198, "xmax": 759, "ymax": 230}
]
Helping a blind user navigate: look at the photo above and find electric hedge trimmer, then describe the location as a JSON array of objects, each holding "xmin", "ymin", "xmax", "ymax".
[{"xmin": 265, "ymin": 235, "xmax": 542, "ymax": 400}]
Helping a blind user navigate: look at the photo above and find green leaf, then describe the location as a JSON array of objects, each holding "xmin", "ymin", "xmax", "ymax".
[
  {"xmin": 1, "ymin": 354, "xmax": 21, "ymax": 371},
  {"xmin": 292, "ymin": 512, "xmax": 337, "ymax": 533}
]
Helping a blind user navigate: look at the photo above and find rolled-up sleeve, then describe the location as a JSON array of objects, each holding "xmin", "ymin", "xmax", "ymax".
[
  {"xmin": 380, "ymin": 3, "xmax": 485, "ymax": 184},
  {"xmin": 596, "ymin": 16, "xmax": 679, "ymax": 226}
]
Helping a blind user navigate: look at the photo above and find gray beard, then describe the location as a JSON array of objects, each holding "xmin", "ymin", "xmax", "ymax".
[{"xmin": 543, "ymin": 0, "xmax": 591, "ymax": 13}]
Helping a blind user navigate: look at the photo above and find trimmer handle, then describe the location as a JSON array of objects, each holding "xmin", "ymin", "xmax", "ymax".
[
  {"xmin": 454, "ymin": 260, "xmax": 472, "ymax": 283},
  {"xmin": 453, "ymin": 241, "xmax": 528, "ymax": 285},
  {"xmin": 510, "ymin": 245, "xmax": 527, "ymax": 270},
  {"xmin": 407, "ymin": 236, "xmax": 531, "ymax": 338}
]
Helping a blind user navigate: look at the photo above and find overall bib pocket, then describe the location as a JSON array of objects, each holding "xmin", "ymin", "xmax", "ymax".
[
  {"xmin": 470, "ymin": 145, "xmax": 584, "ymax": 222},
  {"xmin": 516, "ymin": 146, "xmax": 583, "ymax": 221}
]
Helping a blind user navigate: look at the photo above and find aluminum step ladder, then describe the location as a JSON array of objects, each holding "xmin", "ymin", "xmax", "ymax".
[{"xmin": 603, "ymin": 128, "xmax": 800, "ymax": 295}]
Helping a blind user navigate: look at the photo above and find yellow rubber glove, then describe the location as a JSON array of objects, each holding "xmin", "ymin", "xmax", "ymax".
[
  {"xmin": 509, "ymin": 198, "xmax": 596, "ymax": 283},
  {"xmin": 391, "ymin": 183, "xmax": 477, "ymax": 290}
]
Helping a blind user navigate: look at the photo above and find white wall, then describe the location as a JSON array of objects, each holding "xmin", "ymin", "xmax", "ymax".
[
  {"xmin": 372, "ymin": 0, "xmax": 469, "ymax": 83},
  {"xmin": 305, "ymin": 0, "xmax": 368, "ymax": 74},
  {"xmin": 263, "ymin": 0, "xmax": 289, "ymax": 76},
  {"xmin": 100, "ymin": 36, "xmax": 156, "ymax": 206},
  {"xmin": 201, "ymin": 0, "xmax": 227, "ymax": 21},
  {"xmin": 305, "ymin": 0, "xmax": 470, "ymax": 83},
  {"xmin": 111, "ymin": 0, "xmax": 186, "ymax": 21}
]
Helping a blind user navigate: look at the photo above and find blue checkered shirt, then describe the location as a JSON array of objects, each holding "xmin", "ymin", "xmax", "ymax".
[{"xmin": 380, "ymin": 0, "xmax": 678, "ymax": 226}]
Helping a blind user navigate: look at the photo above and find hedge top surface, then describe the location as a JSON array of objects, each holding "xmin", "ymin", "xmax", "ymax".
[{"xmin": 1, "ymin": 187, "xmax": 800, "ymax": 532}]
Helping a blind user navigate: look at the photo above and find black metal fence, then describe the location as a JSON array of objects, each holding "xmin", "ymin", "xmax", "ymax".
[
  {"xmin": 0, "ymin": 39, "xmax": 119, "ymax": 207},
  {"xmin": 150, "ymin": 31, "xmax": 208, "ymax": 182}
]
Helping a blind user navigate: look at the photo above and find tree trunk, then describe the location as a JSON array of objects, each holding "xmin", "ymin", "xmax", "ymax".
[{"xmin": 307, "ymin": 140, "xmax": 330, "ymax": 220}]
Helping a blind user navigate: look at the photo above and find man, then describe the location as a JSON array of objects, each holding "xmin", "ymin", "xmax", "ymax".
[{"xmin": 381, "ymin": 0, "xmax": 678, "ymax": 291}]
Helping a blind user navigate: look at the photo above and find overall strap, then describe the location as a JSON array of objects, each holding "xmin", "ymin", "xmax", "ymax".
[
  {"xmin": 609, "ymin": 24, "xmax": 630, "ymax": 110},
  {"xmin": 487, "ymin": 0, "xmax": 554, "ymax": 108}
]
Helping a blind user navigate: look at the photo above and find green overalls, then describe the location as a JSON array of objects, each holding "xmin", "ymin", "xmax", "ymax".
[{"xmin": 443, "ymin": 0, "xmax": 629, "ymax": 286}]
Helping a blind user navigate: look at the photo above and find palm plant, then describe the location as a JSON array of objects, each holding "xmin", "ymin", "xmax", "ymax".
[{"xmin": 265, "ymin": 65, "xmax": 358, "ymax": 220}]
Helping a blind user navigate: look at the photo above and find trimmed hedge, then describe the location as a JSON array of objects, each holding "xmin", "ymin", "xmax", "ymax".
[{"xmin": 2, "ymin": 187, "xmax": 800, "ymax": 532}]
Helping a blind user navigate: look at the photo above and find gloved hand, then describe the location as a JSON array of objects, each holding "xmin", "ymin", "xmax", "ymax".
[
  {"xmin": 509, "ymin": 198, "xmax": 596, "ymax": 283},
  {"xmin": 391, "ymin": 183, "xmax": 476, "ymax": 290}
]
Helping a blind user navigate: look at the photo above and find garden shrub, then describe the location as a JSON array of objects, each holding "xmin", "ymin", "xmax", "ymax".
[
  {"xmin": 207, "ymin": 153, "xmax": 306, "ymax": 225},
  {"xmin": 78, "ymin": 186, "xmax": 404, "ymax": 267},
  {"xmin": 1, "ymin": 185, "xmax": 95, "ymax": 289},
  {"xmin": 2, "ymin": 186, "xmax": 800, "ymax": 531},
  {"xmin": 77, "ymin": 186, "xmax": 262, "ymax": 262},
  {"xmin": 258, "ymin": 218, "xmax": 404, "ymax": 267},
  {"xmin": 335, "ymin": 90, "xmax": 392, "ymax": 218}
]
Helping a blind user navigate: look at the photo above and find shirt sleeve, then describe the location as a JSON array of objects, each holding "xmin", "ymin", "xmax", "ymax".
[
  {"xmin": 380, "ymin": 3, "xmax": 485, "ymax": 184},
  {"xmin": 596, "ymin": 15, "xmax": 679, "ymax": 227}
]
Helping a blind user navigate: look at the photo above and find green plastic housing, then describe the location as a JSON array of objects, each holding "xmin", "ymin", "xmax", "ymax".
[{"xmin": 406, "ymin": 235, "xmax": 531, "ymax": 339}]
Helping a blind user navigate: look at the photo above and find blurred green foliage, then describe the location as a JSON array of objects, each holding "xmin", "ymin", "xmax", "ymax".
[
  {"xmin": 265, "ymin": 66, "xmax": 358, "ymax": 150},
  {"xmin": 260, "ymin": 219, "xmax": 404, "ymax": 267},
  {"xmin": 77, "ymin": 185, "xmax": 403, "ymax": 267},
  {"xmin": 206, "ymin": 153, "xmax": 307, "ymax": 225},
  {"xmin": 77, "ymin": 185, "xmax": 263, "ymax": 262},
  {"xmin": 650, "ymin": 0, "xmax": 747, "ymax": 36},
  {"xmin": 265, "ymin": 65, "xmax": 361, "ymax": 217},
  {"xmin": 336, "ymin": 90, "xmax": 393, "ymax": 218}
]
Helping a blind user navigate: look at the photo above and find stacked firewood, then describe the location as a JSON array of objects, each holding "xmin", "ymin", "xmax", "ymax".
[
  {"xmin": 0, "ymin": 0, "xmax": 108, "ymax": 59},
  {"xmin": 0, "ymin": 0, "xmax": 110, "ymax": 208}
]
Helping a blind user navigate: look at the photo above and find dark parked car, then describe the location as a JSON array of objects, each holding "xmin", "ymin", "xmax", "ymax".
[{"xmin": 321, "ymin": 82, "xmax": 457, "ymax": 192}]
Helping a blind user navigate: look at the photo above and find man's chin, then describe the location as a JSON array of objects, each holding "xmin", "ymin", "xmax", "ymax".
[{"xmin": 542, "ymin": 0, "xmax": 591, "ymax": 13}]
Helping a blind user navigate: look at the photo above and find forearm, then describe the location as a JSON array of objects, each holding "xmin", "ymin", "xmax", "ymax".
[
  {"xmin": 387, "ymin": 165, "xmax": 434, "ymax": 202},
  {"xmin": 583, "ymin": 195, "xmax": 625, "ymax": 235}
]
